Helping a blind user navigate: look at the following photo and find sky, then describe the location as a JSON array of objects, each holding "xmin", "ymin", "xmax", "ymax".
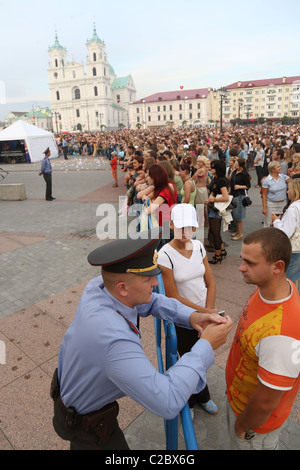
[{"xmin": 0, "ymin": 0, "xmax": 300, "ymax": 120}]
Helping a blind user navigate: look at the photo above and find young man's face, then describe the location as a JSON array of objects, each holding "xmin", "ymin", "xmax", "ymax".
[{"xmin": 239, "ymin": 243, "xmax": 274, "ymax": 287}]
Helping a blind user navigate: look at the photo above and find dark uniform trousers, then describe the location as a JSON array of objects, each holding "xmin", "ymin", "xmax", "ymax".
[
  {"xmin": 51, "ymin": 370, "xmax": 129, "ymax": 450},
  {"xmin": 43, "ymin": 173, "xmax": 52, "ymax": 200}
]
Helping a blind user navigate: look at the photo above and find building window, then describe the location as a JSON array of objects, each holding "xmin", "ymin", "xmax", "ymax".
[
  {"xmin": 76, "ymin": 109, "xmax": 80, "ymax": 118},
  {"xmin": 170, "ymin": 115, "xmax": 173, "ymax": 120},
  {"xmin": 148, "ymin": 107, "xmax": 151, "ymax": 113},
  {"xmin": 163, "ymin": 115, "xmax": 166, "ymax": 121},
  {"xmin": 148, "ymin": 116, "xmax": 151, "ymax": 121},
  {"xmin": 189, "ymin": 104, "xmax": 192, "ymax": 110},
  {"xmin": 93, "ymin": 53, "xmax": 97, "ymax": 62},
  {"xmin": 158, "ymin": 115, "xmax": 161, "ymax": 121},
  {"xmin": 197, "ymin": 103, "xmax": 201, "ymax": 109},
  {"xmin": 75, "ymin": 89, "xmax": 81, "ymax": 100},
  {"xmin": 197, "ymin": 113, "xmax": 201, "ymax": 119},
  {"xmin": 93, "ymin": 67, "xmax": 97, "ymax": 76},
  {"xmin": 179, "ymin": 104, "xmax": 182, "ymax": 110},
  {"xmin": 56, "ymin": 91, "xmax": 60, "ymax": 100},
  {"xmin": 170, "ymin": 105, "xmax": 172, "ymax": 111},
  {"xmin": 163, "ymin": 105, "xmax": 166, "ymax": 111},
  {"xmin": 137, "ymin": 117, "xmax": 140, "ymax": 123},
  {"xmin": 179, "ymin": 113, "xmax": 183, "ymax": 120},
  {"xmin": 157, "ymin": 106, "xmax": 160, "ymax": 112},
  {"xmin": 189, "ymin": 113, "xmax": 193, "ymax": 119},
  {"xmin": 94, "ymin": 86, "xmax": 98, "ymax": 97},
  {"xmin": 55, "ymin": 59, "xmax": 58, "ymax": 67},
  {"xmin": 136, "ymin": 108, "xmax": 140, "ymax": 113}
]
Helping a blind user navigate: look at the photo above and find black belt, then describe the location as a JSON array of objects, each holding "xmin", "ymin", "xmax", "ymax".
[{"xmin": 51, "ymin": 368, "xmax": 119, "ymax": 443}]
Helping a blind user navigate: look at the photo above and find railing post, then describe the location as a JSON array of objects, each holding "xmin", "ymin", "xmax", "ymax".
[{"xmin": 141, "ymin": 199, "xmax": 198, "ymax": 450}]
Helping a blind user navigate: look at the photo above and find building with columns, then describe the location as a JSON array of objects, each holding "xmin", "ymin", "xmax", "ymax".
[{"xmin": 48, "ymin": 26, "xmax": 136, "ymax": 133}]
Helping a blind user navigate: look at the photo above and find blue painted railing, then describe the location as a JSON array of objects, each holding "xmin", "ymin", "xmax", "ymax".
[{"xmin": 139, "ymin": 200, "xmax": 198, "ymax": 450}]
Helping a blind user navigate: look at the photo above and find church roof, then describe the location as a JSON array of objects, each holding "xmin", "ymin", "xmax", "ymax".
[
  {"xmin": 87, "ymin": 25, "xmax": 104, "ymax": 45},
  {"xmin": 111, "ymin": 76, "xmax": 131, "ymax": 89},
  {"xmin": 49, "ymin": 32, "xmax": 66, "ymax": 51}
]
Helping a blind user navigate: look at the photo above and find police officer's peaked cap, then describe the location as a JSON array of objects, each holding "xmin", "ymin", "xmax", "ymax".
[
  {"xmin": 88, "ymin": 228, "xmax": 162, "ymax": 276},
  {"xmin": 43, "ymin": 147, "xmax": 50, "ymax": 154}
]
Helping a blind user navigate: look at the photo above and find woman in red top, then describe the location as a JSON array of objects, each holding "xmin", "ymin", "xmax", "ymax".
[{"xmin": 144, "ymin": 164, "xmax": 177, "ymax": 245}]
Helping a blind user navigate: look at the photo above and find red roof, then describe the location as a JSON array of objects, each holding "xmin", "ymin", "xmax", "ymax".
[
  {"xmin": 225, "ymin": 76, "xmax": 300, "ymax": 89},
  {"xmin": 133, "ymin": 88, "xmax": 210, "ymax": 104}
]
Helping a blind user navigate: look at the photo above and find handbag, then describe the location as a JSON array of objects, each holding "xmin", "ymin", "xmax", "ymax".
[{"xmin": 242, "ymin": 190, "xmax": 252, "ymax": 207}]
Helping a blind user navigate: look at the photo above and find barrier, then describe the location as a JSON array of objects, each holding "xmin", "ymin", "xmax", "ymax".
[
  {"xmin": 0, "ymin": 183, "xmax": 26, "ymax": 201},
  {"xmin": 139, "ymin": 200, "xmax": 198, "ymax": 450}
]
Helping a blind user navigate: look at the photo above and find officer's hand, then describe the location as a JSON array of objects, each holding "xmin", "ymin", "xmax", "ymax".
[
  {"xmin": 201, "ymin": 316, "xmax": 233, "ymax": 350},
  {"xmin": 189, "ymin": 311, "xmax": 227, "ymax": 335}
]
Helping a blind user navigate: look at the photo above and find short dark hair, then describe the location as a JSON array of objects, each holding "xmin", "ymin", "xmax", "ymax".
[
  {"xmin": 276, "ymin": 149, "xmax": 284, "ymax": 159},
  {"xmin": 243, "ymin": 228, "xmax": 291, "ymax": 272},
  {"xmin": 293, "ymin": 144, "xmax": 300, "ymax": 153},
  {"xmin": 229, "ymin": 147, "xmax": 239, "ymax": 157}
]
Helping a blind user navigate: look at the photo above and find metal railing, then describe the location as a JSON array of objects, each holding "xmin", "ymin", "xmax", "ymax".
[{"xmin": 139, "ymin": 200, "xmax": 198, "ymax": 450}]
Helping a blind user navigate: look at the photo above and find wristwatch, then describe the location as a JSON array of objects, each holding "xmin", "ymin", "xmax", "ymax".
[{"xmin": 244, "ymin": 430, "xmax": 255, "ymax": 440}]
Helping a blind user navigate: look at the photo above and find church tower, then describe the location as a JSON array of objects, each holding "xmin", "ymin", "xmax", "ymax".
[
  {"xmin": 48, "ymin": 27, "xmax": 136, "ymax": 132},
  {"xmin": 48, "ymin": 32, "xmax": 67, "ymax": 80},
  {"xmin": 86, "ymin": 24, "xmax": 112, "ymax": 101},
  {"xmin": 48, "ymin": 32, "xmax": 68, "ymax": 131}
]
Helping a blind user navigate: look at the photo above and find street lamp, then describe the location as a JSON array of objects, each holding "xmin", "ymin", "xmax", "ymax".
[
  {"xmin": 213, "ymin": 87, "xmax": 228, "ymax": 132},
  {"xmin": 99, "ymin": 112, "xmax": 104, "ymax": 130},
  {"xmin": 245, "ymin": 105, "xmax": 251, "ymax": 124},
  {"xmin": 234, "ymin": 98, "xmax": 244, "ymax": 123}
]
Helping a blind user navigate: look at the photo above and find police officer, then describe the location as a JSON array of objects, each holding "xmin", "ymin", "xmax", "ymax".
[
  {"xmin": 51, "ymin": 229, "xmax": 233, "ymax": 450},
  {"xmin": 39, "ymin": 147, "xmax": 55, "ymax": 201}
]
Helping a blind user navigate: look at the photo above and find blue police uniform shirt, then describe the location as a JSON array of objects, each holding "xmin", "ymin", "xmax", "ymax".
[
  {"xmin": 41, "ymin": 156, "xmax": 52, "ymax": 174},
  {"xmin": 58, "ymin": 276, "xmax": 214, "ymax": 419}
]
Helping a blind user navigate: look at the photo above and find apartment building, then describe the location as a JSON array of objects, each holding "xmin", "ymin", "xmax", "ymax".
[
  {"xmin": 130, "ymin": 88, "xmax": 211, "ymax": 129},
  {"xmin": 211, "ymin": 76, "xmax": 300, "ymax": 124}
]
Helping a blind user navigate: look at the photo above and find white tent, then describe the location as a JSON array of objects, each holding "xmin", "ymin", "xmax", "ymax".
[{"xmin": 0, "ymin": 120, "xmax": 58, "ymax": 162}]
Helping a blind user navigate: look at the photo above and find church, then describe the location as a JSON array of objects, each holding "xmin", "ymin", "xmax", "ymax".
[{"xmin": 48, "ymin": 26, "xmax": 136, "ymax": 133}]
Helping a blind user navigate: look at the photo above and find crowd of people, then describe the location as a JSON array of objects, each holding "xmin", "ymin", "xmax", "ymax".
[
  {"xmin": 51, "ymin": 123, "xmax": 300, "ymax": 451},
  {"xmin": 54, "ymin": 124, "xmax": 300, "ymax": 279}
]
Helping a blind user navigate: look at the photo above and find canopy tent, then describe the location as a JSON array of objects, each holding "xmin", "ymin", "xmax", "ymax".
[{"xmin": 0, "ymin": 121, "xmax": 58, "ymax": 163}]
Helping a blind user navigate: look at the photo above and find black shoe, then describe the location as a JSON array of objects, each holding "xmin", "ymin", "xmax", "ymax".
[
  {"xmin": 51, "ymin": 197, "xmax": 56, "ymax": 200},
  {"xmin": 46, "ymin": 198, "xmax": 53, "ymax": 201},
  {"xmin": 221, "ymin": 249, "xmax": 227, "ymax": 257},
  {"xmin": 209, "ymin": 255, "xmax": 223, "ymax": 265}
]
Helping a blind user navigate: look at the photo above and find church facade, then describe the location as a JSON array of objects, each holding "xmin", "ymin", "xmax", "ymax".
[{"xmin": 48, "ymin": 26, "xmax": 136, "ymax": 133}]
